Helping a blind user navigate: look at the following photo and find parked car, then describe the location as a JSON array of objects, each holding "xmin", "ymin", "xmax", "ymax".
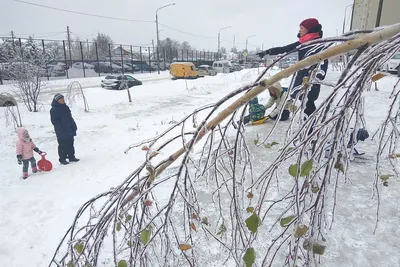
[
  {"xmin": 0, "ymin": 93, "xmax": 17, "ymax": 107},
  {"xmin": 197, "ymin": 65, "xmax": 217, "ymax": 77},
  {"xmin": 212, "ymin": 60, "xmax": 231, "ymax": 73},
  {"xmin": 93, "ymin": 62, "xmax": 123, "ymax": 73},
  {"xmin": 169, "ymin": 62, "xmax": 198, "ymax": 79},
  {"xmin": 380, "ymin": 52, "xmax": 400, "ymax": 74},
  {"xmin": 101, "ymin": 75, "xmax": 142, "ymax": 90},
  {"xmin": 72, "ymin": 62, "xmax": 94, "ymax": 69}
]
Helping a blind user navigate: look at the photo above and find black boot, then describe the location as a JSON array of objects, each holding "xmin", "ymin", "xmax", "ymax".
[
  {"xmin": 60, "ymin": 160, "xmax": 69, "ymax": 165},
  {"xmin": 69, "ymin": 157, "xmax": 80, "ymax": 162}
]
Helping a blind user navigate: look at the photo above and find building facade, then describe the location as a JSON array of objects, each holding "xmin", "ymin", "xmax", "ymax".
[{"xmin": 350, "ymin": 0, "xmax": 400, "ymax": 30}]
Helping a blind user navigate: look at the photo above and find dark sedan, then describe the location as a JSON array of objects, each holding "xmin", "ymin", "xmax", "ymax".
[{"xmin": 101, "ymin": 75, "xmax": 143, "ymax": 90}]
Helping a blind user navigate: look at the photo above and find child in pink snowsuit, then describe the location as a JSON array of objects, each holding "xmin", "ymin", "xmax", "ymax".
[{"xmin": 16, "ymin": 127, "xmax": 44, "ymax": 179}]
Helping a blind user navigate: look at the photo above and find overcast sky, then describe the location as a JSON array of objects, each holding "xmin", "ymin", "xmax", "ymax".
[{"xmin": 1, "ymin": 0, "xmax": 353, "ymax": 51}]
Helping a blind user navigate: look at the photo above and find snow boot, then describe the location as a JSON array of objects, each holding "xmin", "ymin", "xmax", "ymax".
[
  {"xmin": 69, "ymin": 157, "xmax": 80, "ymax": 162},
  {"xmin": 60, "ymin": 160, "xmax": 69, "ymax": 165},
  {"xmin": 32, "ymin": 166, "xmax": 38, "ymax": 173},
  {"xmin": 22, "ymin": 172, "xmax": 29, "ymax": 179}
]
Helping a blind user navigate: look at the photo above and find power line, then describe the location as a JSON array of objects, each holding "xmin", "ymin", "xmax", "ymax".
[
  {"xmin": 158, "ymin": 23, "xmax": 215, "ymax": 39},
  {"xmin": 12, "ymin": 0, "xmax": 154, "ymax": 23}
]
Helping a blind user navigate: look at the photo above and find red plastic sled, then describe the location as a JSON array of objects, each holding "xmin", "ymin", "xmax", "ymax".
[{"xmin": 37, "ymin": 153, "xmax": 53, "ymax": 171}]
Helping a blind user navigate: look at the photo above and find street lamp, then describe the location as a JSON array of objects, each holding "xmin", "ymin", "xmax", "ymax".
[
  {"xmin": 342, "ymin": 4, "xmax": 353, "ymax": 35},
  {"xmin": 245, "ymin": 35, "xmax": 256, "ymax": 66},
  {"xmin": 156, "ymin": 3, "xmax": 175, "ymax": 74},
  {"xmin": 246, "ymin": 35, "xmax": 256, "ymax": 52},
  {"xmin": 218, "ymin": 26, "xmax": 231, "ymax": 59}
]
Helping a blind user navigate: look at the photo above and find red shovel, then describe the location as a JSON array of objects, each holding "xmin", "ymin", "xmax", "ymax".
[{"xmin": 37, "ymin": 152, "xmax": 53, "ymax": 171}]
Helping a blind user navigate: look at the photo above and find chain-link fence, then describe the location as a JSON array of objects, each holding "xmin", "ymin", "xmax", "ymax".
[{"xmin": 0, "ymin": 37, "xmax": 231, "ymax": 85}]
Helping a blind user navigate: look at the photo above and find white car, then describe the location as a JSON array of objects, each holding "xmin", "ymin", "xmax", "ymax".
[
  {"xmin": 72, "ymin": 62, "xmax": 94, "ymax": 69},
  {"xmin": 381, "ymin": 52, "xmax": 400, "ymax": 74},
  {"xmin": 197, "ymin": 65, "xmax": 217, "ymax": 77}
]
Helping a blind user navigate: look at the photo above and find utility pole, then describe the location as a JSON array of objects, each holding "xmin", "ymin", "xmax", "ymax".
[
  {"xmin": 67, "ymin": 26, "xmax": 72, "ymax": 67},
  {"xmin": 152, "ymin": 39, "xmax": 155, "ymax": 66},
  {"xmin": 155, "ymin": 3, "xmax": 175, "ymax": 75}
]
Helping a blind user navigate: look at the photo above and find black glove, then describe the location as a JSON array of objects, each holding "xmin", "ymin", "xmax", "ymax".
[
  {"xmin": 34, "ymin": 147, "xmax": 44, "ymax": 154},
  {"xmin": 17, "ymin": 155, "xmax": 22, "ymax": 165},
  {"xmin": 256, "ymin": 50, "xmax": 269, "ymax": 58}
]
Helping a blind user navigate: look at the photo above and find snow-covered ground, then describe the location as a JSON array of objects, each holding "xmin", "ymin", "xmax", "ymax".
[{"xmin": 0, "ymin": 68, "xmax": 399, "ymax": 266}]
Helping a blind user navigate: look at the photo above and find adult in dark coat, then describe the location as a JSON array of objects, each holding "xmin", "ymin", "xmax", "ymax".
[
  {"xmin": 50, "ymin": 93, "xmax": 79, "ymax": 165},
  {"xmin": 257, "ymin": 18, "xmax": 329, "ymax": 117}
]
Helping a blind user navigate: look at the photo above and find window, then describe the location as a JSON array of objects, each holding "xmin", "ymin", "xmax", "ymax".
[
  {"xmin": 105, "ymin": 75, "xmax": 116, "ymax": 79},
  {"xmin": 125, "ymin": 75, "xmax": 135, "ymax": 80},
  {"xmin": 392, "ymin": 53, "xmax": 400, "ymax": 59},
  {"xmin": 218, "ymin": 63, "xmax": 222, "ymax": 67}
]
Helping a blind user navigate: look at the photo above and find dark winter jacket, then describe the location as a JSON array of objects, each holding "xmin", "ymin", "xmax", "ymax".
[
  {"xmin": 50, "ymin": 99, "xmax": 77, "ymax": 139},
  {"xmin": 263, "ymin": 27, "xmax": 329, "ymax": 98}
]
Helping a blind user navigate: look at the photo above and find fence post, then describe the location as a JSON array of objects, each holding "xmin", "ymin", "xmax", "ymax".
[
  {"xmin": 163, "ymin": 47, "xmax": 167, "ymax": 70},
  {"xmin": 181, "ymin": 49, "xmax": 184, "ymax": 61},
  {"xmin": 95, "ymin": 42, "xmax": 100, "ymax": 77},
  {"xmin": 186, "ymin": 50, "xmax": 189, "ymax": 61},
  {"xmin": 80, "ymin": 42, "xmax": 86, "ymax": 78},
  {"xmin": 140, "ymin": 47, "xmax": 143, "ymax": 73},
  {"xmin": 42, "ymin": 39, "xmax": 50, "ymax": 81},
  {"xmin": 192, "ymin": 50, "xmax": 194, "ymax": 63},
  {"xmin": 120, "ymin": 45, "xmax": 124, "ymax": 75},
  {"xmin": 62, "ymin": 40, "xmax": 69, "ymax": 79},
  {"xmin": 130, "ymin": 46, "xmax": 134, "ymax": 74},
  {"xmin": 148, "ymin": 47, "xmax": 151, "ymax": 73},
  {"xmin": 108, "ymin": 43, "xmax": 113, "ymax": 74}
]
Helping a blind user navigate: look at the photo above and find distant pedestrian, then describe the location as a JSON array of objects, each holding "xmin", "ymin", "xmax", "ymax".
[
  {"xmin": 16, "ymin": 127, "xmax": 44, "ymax": 179},
  {"xmin": 50, "ymin": 93, "xmax": 79, "ymax": 165}
]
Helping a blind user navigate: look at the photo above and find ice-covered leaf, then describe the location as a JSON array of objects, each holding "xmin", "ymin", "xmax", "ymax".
[
  {"xmin": 311, "ymin": 186, "xmax": 319, "ymax": 194},
  {"xmin": 190, "ymin": 223, "xmax": 197, "ymax": 232},
  {"xmin": 264, "ymin": 143, "xmax": 271, "ymax": 148},
  {"xmin": 179, "ymin": 244, "xmax": 192, "ymax": 251},
  {"xmin": 289, "ymin": 164, "xmax": 299, "ymax": 177},
  {"xmin": 116, "ymin": 222, "xmax": 121, "ymax": 232},
  {"xmin": 294, "ymin": 225, "xmax": 309, "ymax": 238},
  {"xmin": 74, "ymin": 242, "xmax": 84, "ymax": 254},
  {"xmin": 254, "ymin": 134, "xmax": 260, "ymax": 145},
  {"xmin": 245, "ymin": 213, "xmax": 261, "ymax": 233},
  {"xmin": 300, "ymin": 160, "xmax": 313, "ymax": 177},
  {"xmin": 243, "ymin": 247, "xmax": 256, "ymax": 267},
  {"xmin": 67, "ymin": 261, "xmax": 74, "ymax": 267},
  {"xmin": 192, "ymin": 212, "xmax": 200, "ymax": 220},
  {"xmin": 217, "ymin": 223, "xmax": 227, "ymax": 235},
  {"xmin": 303, "ymin": 239, "xmax": 326, "ymax": 255},
  {"xmin": 380, "ymin": 174, "xmax": 394, "ymax": 181},
  {"xmin": 141, "ymin": 145, "xmax": 149, "ymax": 151},
  {"xmin": 247, "ymin": 192, "xmax": 254, "ymax": 199},
  {"xmin": 280, "ymin": 215, "xmax": 296, "ymax": 227},
  {"xmin": 140, "ymin": 225, "xmax": 152, "ymax": 245},
  {"xmin": 125, "ymin": 215, "xmax": 132, "ymax": 223},
  {"xmin": 246, "ymin": 207, "xmax": 255, "ymax": 213},
  {"xmin": 117, "ymin": 260, "xmax": 127, "ymax": 267},
  {"xmin": 271, "ymin": 141, "xmax": 279, "ymax": 146},
  {"xmin": 202, "ymin": 217, "xmax": 210, "ymax": 226}
]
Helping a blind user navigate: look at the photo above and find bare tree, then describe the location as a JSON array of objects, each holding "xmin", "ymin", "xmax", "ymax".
[
  {"xmin": 6, "ymin": 37, "xmax": 52, "ymax": 112},
  {"xmin": 48, "ymin": 24, "xmax": 400, "ymax": 267}
]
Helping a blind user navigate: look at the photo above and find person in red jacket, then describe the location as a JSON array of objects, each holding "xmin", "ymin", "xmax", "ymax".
[{"xmin": 257, "ymin": 18, "xmax": 328, "ymax": 118}]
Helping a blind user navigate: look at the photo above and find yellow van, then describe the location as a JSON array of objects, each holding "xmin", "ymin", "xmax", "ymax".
[{"xmin": 169, "ymin": 62, "xmax": 198, "ymax": 79}]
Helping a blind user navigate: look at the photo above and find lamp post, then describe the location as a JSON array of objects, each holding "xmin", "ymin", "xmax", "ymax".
[
  {"xmin": 342, "ymin": 4, "xmax": 353, "ymax": 35},
  {"xmin": 245, "ymin": 35, "xmax": 256, "ymax": 67},
  {"xmin": 156, "ymin": 3, "xmax": 175, "ymax": 74},
  {"xmin": 218, "ymin": 26, "xmax": 231, "ymax": 59}
]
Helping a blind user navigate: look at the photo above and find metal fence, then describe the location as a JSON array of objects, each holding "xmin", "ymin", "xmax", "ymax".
[{"xmin": 0, "ymin": 37, "xmax": 237, "ymax": 85}]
